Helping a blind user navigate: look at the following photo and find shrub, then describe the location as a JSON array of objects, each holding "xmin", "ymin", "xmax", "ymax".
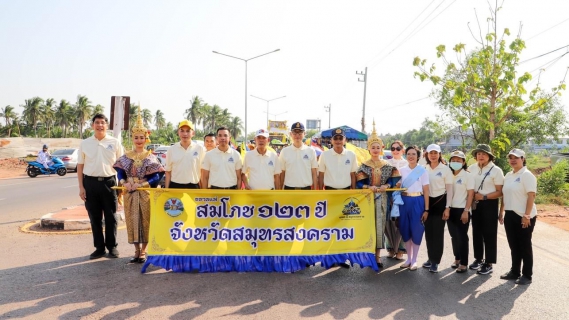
[{"xmin": 537, "ymin": 160, "xmax": 569, "ymax": 196}]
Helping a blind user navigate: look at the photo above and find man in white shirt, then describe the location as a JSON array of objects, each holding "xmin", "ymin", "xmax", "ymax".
[
  {"xmin": 242, "ymin": 129, "xmax": 281, "ymax": 190},
  {"xmin": 202, "ymin": 126, "xmax": 243, "ymax": 189},
  {"xmin": 204, "ymin": 132, "xmax": 216, "ymax": 152},
  {"xmin": 37, "ymin": 144, "xmax": 53, "ymax": 169},
  {"xmin": 164, "ymin": 120, "xmax": 204, "ymax": 189},
  {"xmin": 318, "ymin": 128, "xmax": 357, "ymax": 190},
  {"xmin": 279, "ymin": 122, "xmax": 319, "ymax": 190},
  {"xmin": 77, "ymin": 114, "xmax": 124, "ymax": 259}
]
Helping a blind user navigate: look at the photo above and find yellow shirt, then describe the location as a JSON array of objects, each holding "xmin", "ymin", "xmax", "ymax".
[
  {"xmin": 202, "ymin": 147, "xmax": 243, "ymax": 188},
  {"xmin": 450, "ymin": 170, "xmax": 475, "ymax": 208},
  {"xmin": 165, "ymin": 142, "xmax": 205, "ymax": 184},
  {"xmin": 318, "ymin": 148, "xmax": 358, "ymax": 188},
  {"xmin": 242, "ymin": 149, "xmax": 281, "ymax": 190},
  {"xmin": 78, "ymin": 135, "xmax": 123, "ymax": 177},
  {"xmin": 503, "ymin": 167, "xmax": 537, "ymax": 218},
  {"xmin": 426, "ymin": 162, "xmax": 454, "ymax": 197},
  {"xmin": 279, "ymin": 144, "xmax": 318, "ymax": 188}
]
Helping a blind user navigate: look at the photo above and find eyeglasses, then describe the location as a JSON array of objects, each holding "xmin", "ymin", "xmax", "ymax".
[
  {"xmin": 391, "ymin": 147, "xmax": 402, "ymax": 151},
  {"xmin": 332, "ymin": 136, "xmax": 344, "ymax": 140}
]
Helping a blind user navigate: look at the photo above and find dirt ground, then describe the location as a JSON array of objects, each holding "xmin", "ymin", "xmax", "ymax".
[{"xmin": 1, "ymin": 158, "xmax": 568, "ymax": 231}]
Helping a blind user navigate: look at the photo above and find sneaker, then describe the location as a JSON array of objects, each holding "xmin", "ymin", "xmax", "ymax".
[
  {"xmin": 515, "ymin": 276, "xmax": 532, "ymax": 285},
  {"xmin": 469, "ymin": 259, "xmax": 483, "ymax": 270},
  {"xmin": 89, "ymin": 249, "xmax": 106, "ymax": 260},
  {"xmin": 422, "ymin": 260, "xmax": 432, "ymax": 268},
  {"xmin": 477, "ymin": 263, "xmax": 493, "ymax": 275},
  {"xmin": 108, "ymin": 248, "xmax": 120, "ymax": 258},
  {"xmin": 429, "ymin": 263, "xmax": 439, "ymax": 273},
  {"xmin": 500, "ymin": 271, "xmax": 520, "ymax": 280}
]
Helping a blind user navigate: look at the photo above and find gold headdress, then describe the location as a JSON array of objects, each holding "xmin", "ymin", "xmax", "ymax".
[
  {"xmin": 367, "ymin": 120, "xmax": 383, "ymax": 149},
  {"xmin": 131, "ymin": 104, "xmax": 151, "ymax": 143}
]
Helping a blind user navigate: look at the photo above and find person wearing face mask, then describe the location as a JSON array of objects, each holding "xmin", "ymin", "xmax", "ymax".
[
  {"xmin": 385, "ymin": 140, "xmax": 408, "ymax": 260},
  {"xmin": 422, "ymin": 144, "xmax": 454, "ymax": 273},
  {"xmin": 446, "ymin": 150, "xmax": 474, "ymax": 273},
  {"xmin": 468, "ymin": 144, "xmax": 504, "ymax": 275},
  {"xmin": 499, "ymin": 149, "xmax": 537, "ymax": 285}
]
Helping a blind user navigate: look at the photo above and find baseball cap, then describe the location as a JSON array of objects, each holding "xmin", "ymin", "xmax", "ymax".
[
  {"xmin": 426, "ymin": 144, "xmax": 441, "ymax": 153},
  {"xmin": 255, "ymin": 128, "xmax": 269, "ymax": 138},
  {"xmin": 332, "ymin": 128, "xmax": 345, "ymax": 137},
  {"xmin": 449, "ymin": 150, "xmax": 466, "ymax": 159},
  {"xmin": 290, "ymin": 122, "xmax": 305, "ymax": 131},
  {"xmin": 178, "ymin": 120, "xmax": 194, "ymax": 130},
  {"xmin": 508, "ymin": 148, "xmax": 526, "ymax": 158}
]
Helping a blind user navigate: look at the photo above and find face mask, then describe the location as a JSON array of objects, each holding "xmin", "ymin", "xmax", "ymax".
[{"xmin": 450, "ymin": 162, "xmax": 463, "ymax": 170}]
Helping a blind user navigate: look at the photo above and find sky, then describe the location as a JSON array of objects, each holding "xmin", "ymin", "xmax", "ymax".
[{"xmin": 1, "ymin": 0, "xmax": 568, "ymax": 137}]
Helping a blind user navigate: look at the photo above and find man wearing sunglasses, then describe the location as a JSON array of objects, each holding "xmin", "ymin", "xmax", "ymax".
[
  {"xmin": 279, "ymin": 122, "xmax": 318, "ymax": 190},
  {"xmin": 318, "ymin": 128, "xmax": 357, "ymax": 190}
]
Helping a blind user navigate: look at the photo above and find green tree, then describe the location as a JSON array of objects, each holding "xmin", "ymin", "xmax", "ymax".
[
  {"xmin": 0, "ymin": 105, "xmax": 17, "ymax": 137},
  {"xmin": 74, "ymin": 95, "xmax": 93, "ymax": 139},
  {"xmin": 185, "ymin": 96, "xmax": 203, "ymax": 128},
  {"xmin": 142, "ymin": 108, "xmax": 153, "ymax": 128},
  {"xmin": 92, "ymin": 104, "xmax": 105, "ymax": 117},
  {"xmin": 227, "ymin": 116, "xmax": 244, "ymax": 140},
  {"xmin": 42, "ymin": 98, "xmax": 57, "ymax": 138},
  {"xmin": 413, "ymin": 3, "xmax": 567, "ymax": 157},
  {"xmin": 56, "ymin": 99, "xmax": 74, "ymax": 138},
  {"xmin": 204, "ymin": 104, "xmax": 222, "ymax": 133},
  {"xmin": 154, "ymin": 109, "xmax": 166, "ymax": 130},
  {"xmin": 21, "ymin": 96, "xmax": 43, "ymax": 137}
]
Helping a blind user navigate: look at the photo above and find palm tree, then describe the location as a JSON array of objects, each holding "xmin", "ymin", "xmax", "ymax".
[
  {"xmin": 198, "ymin": 103, "xmax": 211, "ymax": 130},
  {"xmin": 219, "ymin": 108, "xmax": 231, "ymax": 127},
  {"xmin": 21, "ymin": 97, "xmax": 43, "ymax": 137},
  {"xmin": 0, "ymin": 105, "xmax": 16, "ymax": 137},
  {"xmin": 128, "ymin": 102, "xmax": 138, "ymax": 129},
  {"xmin": 92, "ymin": 104, "xmax": 104, "ymax": 117},
  {"xmin": 56, "ymin": 99, "xmax": 74, "ymax": 138},
  {"xmin": 228, "ymin": 116, "xmax": 244, "ymax": 140},
  {"xmin": 184, "ymin": 96, "xmax": 203, "ymax": 128},
  {"xmin": 74, "ymin": 95, "xmax": 93, "ymax": 139},
  {"xmin": 42, "ymin": 98, "xmax": 57, "ymax": 138},
  {"xmin": 142, "ymin": 108, "xmax": 153, "ymax": 128},
  {"xmin": 154, "ymin": 110, "xmax": 166, "ymax": 130},
  {"xmin": 204, "ymin": 104, "xmax": 223, "ymax": 133}
]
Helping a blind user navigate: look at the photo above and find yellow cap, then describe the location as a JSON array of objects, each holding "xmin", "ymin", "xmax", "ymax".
[{"xmin": 178, "ymin": 120, "xmax": 194, "ymax": 130}]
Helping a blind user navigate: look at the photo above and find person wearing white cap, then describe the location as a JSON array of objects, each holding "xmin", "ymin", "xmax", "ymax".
[
  {"xmin": 446, "ymin": 150, "xmax": 475, "ymax": 273},
  {"xmin": 422, "ymin": 143, "xmax": 454, "ymax": 273},
  {"xmin": 164, "ymin": 120, "xmax": 205, "ymax": 189},
  {"xmin": 499, "ymin": 148, "xmax": 537, "ymax": 285},
  {"xmin": 242, "ymin": 129, "xmax": 281, "ymax": 190},
  {"xmin": 202, "ymin": 126, "xmax": 243, "ymax": 189}
]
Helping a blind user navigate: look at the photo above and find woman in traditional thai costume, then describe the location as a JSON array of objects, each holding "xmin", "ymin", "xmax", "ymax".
[
  {"xmin": 114, "ymin": 108, "xmax": 164, "ymax": 263},
  {"xmin": 385, "ymin": 140, "xmax": 408, "ymax": 260},
  {"xmin": 356, "ymin": 122, "xmax": 396, "ymax": 268}
]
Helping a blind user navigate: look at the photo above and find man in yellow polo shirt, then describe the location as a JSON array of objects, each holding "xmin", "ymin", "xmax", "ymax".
[
  {"xmin": 279, "ymin": 122, "xmax": 318, "ymax": 190},
  {"xmin": 318, "ymin": 128, "xmax": 357, "ymax": 190},
  {"xmin": 77, "ymin": 114, "xmax": 124, "ymax": 259},
  {"xmin": 201, "ymin": 126, "xmax": 243, "ymax": 189},
  {"xmin": 164, "ymin": 120, "xmax": 204, "ymax": 189},
  {"xmin": 242, "ymin": 128, "xmax": 281, "ymax": 190}
]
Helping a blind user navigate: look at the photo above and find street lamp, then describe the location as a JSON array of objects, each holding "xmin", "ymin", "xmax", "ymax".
[
  {"xmin": 264, "ymin": 111, "xmax": 288, "ymax": 120},
  {"xmin": 212, "ymin": 49, "xmax": 280, "ymax": 139},
  {"xmin": 250, "ymin": 95, "xmax": 286, "ymax": 129}
]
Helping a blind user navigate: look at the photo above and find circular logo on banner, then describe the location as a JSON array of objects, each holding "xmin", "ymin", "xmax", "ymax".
[
  {"xmin": 164, "ymin": 198, "xmax": 184, "ymax": 217},
  {"xmin": 342, "ymin": 197, "xmax": 361, "ymax": 215}
]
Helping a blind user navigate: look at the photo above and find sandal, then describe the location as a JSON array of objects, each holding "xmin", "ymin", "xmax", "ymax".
[
  {"xmin": 387, "ymin": 250, "xmax": 396, "ymax": 259},
  {"xmin": 129, "ymin": 249, "xmax": 140, "ymax": 263},
  {"xmin": 456, "ymin": 266, "xmax": 468, "ymax": 273},
  {"xmin": 138, "ymin": 251, "xmax": 147, "ymax": 263},
  {"xmin": 395, "ymin": 252, "xmax": 405, "ymax": 260},
  {"xmin": 451, "ymin": 261, "xmax": 460, "ymax": 269}
]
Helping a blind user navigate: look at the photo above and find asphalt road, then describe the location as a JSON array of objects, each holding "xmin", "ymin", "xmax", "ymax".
[{"xmin": 1, "ymin": 176, "xmax": 568, "ymax": 319}]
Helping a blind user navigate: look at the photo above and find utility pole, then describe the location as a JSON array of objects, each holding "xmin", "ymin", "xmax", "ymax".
[
  {"xmin": 324, "ymin": 104, "xmax": 331, "ymax": 128},
  {"xmin": 356, "ymin": 67, "xmax": 367, "ymax": 132}
]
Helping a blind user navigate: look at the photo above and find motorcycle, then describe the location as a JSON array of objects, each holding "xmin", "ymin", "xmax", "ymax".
[{"xmin": 26, "ymin": 157, "xmax": 67, "ymax": 178}]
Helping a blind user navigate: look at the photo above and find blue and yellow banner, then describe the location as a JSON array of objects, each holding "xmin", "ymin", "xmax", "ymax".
[{"xmin": 142, "ymin": 189, "xmax": 378, "ymax": 273}]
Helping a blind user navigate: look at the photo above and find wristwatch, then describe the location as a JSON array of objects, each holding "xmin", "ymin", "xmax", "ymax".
[{"xmin": 483, "ymin": 195, "xmax": 487, "ymax": 201}]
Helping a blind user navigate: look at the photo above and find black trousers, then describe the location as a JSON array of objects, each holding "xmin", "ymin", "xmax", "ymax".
[
  {"xmin": 325, "ymin": 186, "xmax": 350, "ymax": 190},
  {"xmin": 471, "ymin": 198, "xmax": 498, "ymax": 264},
  {"xmin": 211, "ymin": 185, "xmax": 237, "ymax": 189},
  {"xmin": 83, "ymin": 176, "xmax": 118, "ymax": 251},
  {"xmin": 424, "ymin": 194, "xmax": 447, "ymax": 264},
  {"xmin": 447, "ymin": 207, "xmax": 470, "ymax": 266},
  {"xmin": 169, "ymin": 181, "xmax": 199, "ymax": 189},
  {"xmin": 504, "ymin": 211, "xmax": 536, "ymax": 279},
  {"xmin": 284, "ymin": 185, "xmax": 311, "ymax": 190}
]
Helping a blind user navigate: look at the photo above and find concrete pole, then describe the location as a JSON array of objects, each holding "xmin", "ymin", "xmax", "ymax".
[{"xmin": 356, "ymin": 67, "xmax": 368, "ymax": 132}]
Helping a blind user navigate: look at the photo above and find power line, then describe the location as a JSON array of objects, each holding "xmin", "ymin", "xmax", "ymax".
[
  {"xmin": 529, "ymin": 51, "xmax": 569, "ymax": 74},
  {"xmin": 519, "ymin": 44, "xmax": 569, "ymax": 64},
  {"xmin": 527, "ymin": 17, "xmax": 569, "ymax": 41},
  {"xmin": 376, "ymin": 96, "xmax": 430, "ymax": 112}
]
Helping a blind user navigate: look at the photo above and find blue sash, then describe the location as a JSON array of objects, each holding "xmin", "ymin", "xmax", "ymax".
[{"xmin": 390, "ymin": 166, "xmax": 426, "ymax": 219}]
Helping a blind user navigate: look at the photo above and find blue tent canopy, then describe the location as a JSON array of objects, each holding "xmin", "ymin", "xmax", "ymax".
[{"xmin": 320, "ymin": 126, "xmax": 368, "ymax": 140}]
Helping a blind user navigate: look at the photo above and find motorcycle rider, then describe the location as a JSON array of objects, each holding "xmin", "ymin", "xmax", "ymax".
[{"xmin": 37, "ymin": 145, "xmax": 53, "ymax": 170}]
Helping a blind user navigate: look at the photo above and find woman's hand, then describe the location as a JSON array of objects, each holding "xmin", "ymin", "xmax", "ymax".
[
  {"xmin": 442, "ymin": 208, "xmax": 450, "ymax": 221},
  {"xmin": 461, "ymin": 211, "xmax": 469, "ymax": 224},
  {"xmin": 370, "ymin": 186, "xmax": 378, "ymax": 193},
  {"xmin": 421, "ymin": 211, "xmax": 429, "ymax": 224},
  {"xmin": 378, "ymin": 184, "xmax": 388, "ymax": 193},
  {"xmin": 521, "ymin": 216, "xmax": 531, "ymax": 228},
  {"xmin": 498, "ymin": 212, "xmax": 504, "ymax": 225}
]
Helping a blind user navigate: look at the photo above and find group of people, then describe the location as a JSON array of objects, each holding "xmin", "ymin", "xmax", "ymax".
[{"xmin": 77, "ymin": 115, "xmax": 537, "ymax": 285}]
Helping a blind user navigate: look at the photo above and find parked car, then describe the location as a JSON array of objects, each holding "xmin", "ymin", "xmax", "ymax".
[
  {"xmin": 146, "ymin": 144, "xmax": 162, "ymax": 151},
  {"xmin": 152, "ymin": 146, "xmax": 170, "ymax": 166},
  {"xmin": 382, "ymin": 150, "xmax": 393, "ymax": 160},
  {"xmin": 51, "ymin": 148, "xmax": 79, "ymax": 171}
]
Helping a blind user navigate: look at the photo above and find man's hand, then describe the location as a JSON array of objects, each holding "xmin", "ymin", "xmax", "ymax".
[{"xmin": 79, "ymin": 187, "xmax": 86, "ymax": 201}]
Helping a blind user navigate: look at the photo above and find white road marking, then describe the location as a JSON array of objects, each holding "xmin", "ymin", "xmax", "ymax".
[{"xmin": 63, "ymin": 185, "xmax": 78, "ymax": 188}]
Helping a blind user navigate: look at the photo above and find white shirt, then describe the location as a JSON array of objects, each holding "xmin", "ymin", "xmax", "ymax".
[
  {"xmin": 503, "ymin": 167, "xmax": 537, "ymax": 218},
  {"xmin": 202, "ymin": 147, "xmax": 243, "ymax": 188},
  {"xmin": 242, "ymin": 149, "xmax": 281, "ymax": 190},
  {"xmin": 426, "ymin": 162, "xmax": 454, "ymax": 197},
  {"xmin": 37, "ymin": 150, "xmax": 51, "ymax": 164},
  {"xmin": 399, "ymin": 165, "xmax": 429, "ymax": 193},
  {"xmin": 318, "ymin": 148, "xmax": 358, "ymax": 189},
  {"xmin": 450, "ymin": 169, "xmax": 475, "ymax": 208},
  {"xmin": 279, "ymin": 144, "xmax": 318, "ymax": 188},
  {"xmin": 78, "ymin": 135, "xmax": 123, "ymax": 177},
  {"xmin": 387, "ymin": 158, "xmax": 408, "ymax": 169},
  {"xmin": 468, "ymin": 162, "xmax": 504, "ymax": 195},
  {"xmin": 165, "ymin": 141, "xmax": 204, "ymax": 184}
]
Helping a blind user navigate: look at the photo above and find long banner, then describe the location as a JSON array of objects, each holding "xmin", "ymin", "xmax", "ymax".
[{"xmin": 142, "ymin": 189, "xmax": 378, "ymax": 273}]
